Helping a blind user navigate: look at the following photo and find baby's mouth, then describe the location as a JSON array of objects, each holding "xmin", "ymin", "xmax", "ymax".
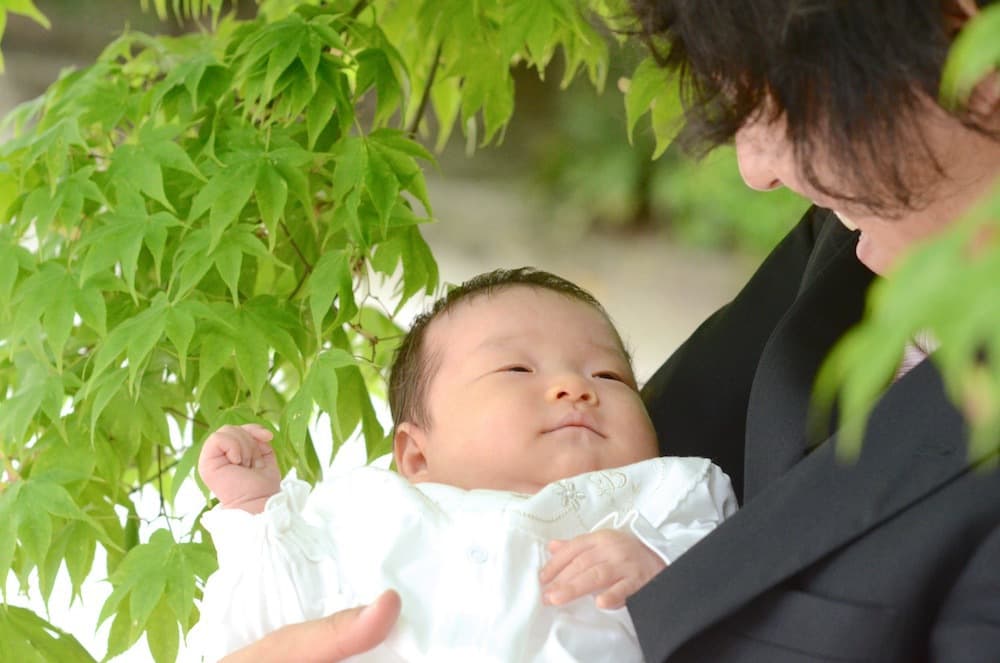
[{"xmin": 545, "ymin": 413, "xmax": 604, "ymax": 438}]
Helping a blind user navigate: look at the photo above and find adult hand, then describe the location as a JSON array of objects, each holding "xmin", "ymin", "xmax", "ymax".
[
  {"xmin": 221, "ymin": 590, "xmax": 402, "ymax": 663},
  {"xmin": 198, "ymin": 423, "xmax": 282, "ymax": 513},
  {"xmin": 540, "ymin": 530, "xmax": 666, "ymax": 609}
]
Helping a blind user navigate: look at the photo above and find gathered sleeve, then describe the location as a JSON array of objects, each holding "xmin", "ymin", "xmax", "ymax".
[
  {"xmin": 190, "ymin": 472, "xmax": 344, "ymax": 662},
  {"xmin": 594, "ymin": 458, "xmax": 737, "ymax": 565}
]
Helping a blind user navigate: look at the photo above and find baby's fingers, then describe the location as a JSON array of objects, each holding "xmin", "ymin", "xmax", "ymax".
[
  {"xmin": 539, "ymin": 534, "xmax": 603, "ymax": 584},
  {"xmin": 241, "ymin": 423, "xmax": 274, "ymax": 443},
  {"xmin": 201, "ymin": 425, "xmax": 267, "ymax": 469},
  {"xmin": 223, "ymin": 434, "xmax": 257, "ymax": 467},
  {"xmin": 543, "ymin": 558, "xmax": 618, "ymax": 606},
  {"xmin": 594, "ymin": 577, "xmax": 640, "ymax": 610}
]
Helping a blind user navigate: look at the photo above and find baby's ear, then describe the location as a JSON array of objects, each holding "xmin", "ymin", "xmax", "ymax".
[{"xmin": 393, "ymin": 421, "xmax": 430, "ymax": 482}]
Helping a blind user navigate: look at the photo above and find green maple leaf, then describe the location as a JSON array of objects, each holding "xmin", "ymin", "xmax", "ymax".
[
  {"xmin": 108, "ymin": 123, "xmax": 203, "ymax": 212},
  {"xmin": 371, "ymin": 225, "xmax": 439, "ymax": 305},
  {"xmin": 188, "ymin": 156, "xmax": 260, "ymax": 252},
  {"xmin": 306, "ymin": 249, "xmax": 355, "ymax": 337},
  {"xmin": 624, "ymin": 57, "xmax": 683, "ymax": 158},
  {"xmin": 78, "ymin": 189, "xmax": 181, "ymax": 299},
  {"xmin": 99, "ymin": 529, "xmax": 215, "ymax": 662},
  {"xmin": 0, "ymin": 605, "xmax": 95, "ymax": 663}
]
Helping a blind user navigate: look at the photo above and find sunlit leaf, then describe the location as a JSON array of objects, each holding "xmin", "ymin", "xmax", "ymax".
[
  {"xmin": 624, "ymin": 56, "xmax": 682, "ymax": 157},
  {"xmin": 940, "ymin": 4, "xmax": 1000, "ymax": 107},
  {"xmin": 256, "ymin": 163, "xmax": 289, "ymax": 246},
  {"xmin": 307, "ymin": 249, "xmax": 354, "ymax": 337},
  {"xmin": 0, "ymin": 605, "xmax": 95, "ymax": 663},
  {"xmin": 145, "ymin": 601, "xmax": 179, "ymax": 663},
  {"xmin": 356, "ymin": 48, "xmax": 403, "ymax": 127}
]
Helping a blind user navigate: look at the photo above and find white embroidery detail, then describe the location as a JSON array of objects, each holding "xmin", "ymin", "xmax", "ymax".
[
  {"xmin": 589, "ymin": 470, "xmax": 628, "ymax": 497},
  {"xmin": 556, "ymin": 481, "xmax": 586, "ymax": 511}
]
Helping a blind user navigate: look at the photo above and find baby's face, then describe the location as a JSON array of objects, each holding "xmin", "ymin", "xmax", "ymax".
[{"xmin": 404, "ymin": 286, "xmax": 658, "ymax": 493}]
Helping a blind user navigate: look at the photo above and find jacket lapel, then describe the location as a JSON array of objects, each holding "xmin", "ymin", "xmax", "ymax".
[
  {"xmin": 630, "ymin": 350, "xmax": 992, "ymax": 661},
  {"xmin": 743, "ymin": 222, "xmax": 874, "ymax": 500}
]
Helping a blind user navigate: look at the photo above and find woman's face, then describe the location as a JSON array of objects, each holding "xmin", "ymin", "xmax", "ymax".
[{"xmin": 733, "ymin": 97, "xmax": 1000, "ymax": 275}]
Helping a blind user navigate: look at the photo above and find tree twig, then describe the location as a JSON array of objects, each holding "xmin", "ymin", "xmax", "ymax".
[
  {"xmin": 164, "ymin": 406, "xmax": 209, "ymax": 430},
  {"xmin": 349, "ymin": 0, "xmax": 373, "ymax": 19},
  {"xmin": 128, "ymin": 457, "xmax": 182, "ymax": 497},
  {"xmin": 283, "ymin": 220, "xmax": 315, "ymax": 300},
  {"xmin": 407, "ymin": 43, "xmax": 443, "ymax": 137}
]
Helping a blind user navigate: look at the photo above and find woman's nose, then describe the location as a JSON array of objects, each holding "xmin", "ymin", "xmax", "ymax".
[
  {"xmin": 546, "ymin": 375, "xmax": 598, "ymax": 405},
  {"xmin": 734, "ymin": 125, "xmax": 784, "ymax": 192}
]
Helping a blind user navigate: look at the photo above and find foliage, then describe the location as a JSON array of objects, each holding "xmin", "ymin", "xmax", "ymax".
[
  {"xmin": 814, "ymin": 5, "xmax": 1000, "ymax": 459},
  {"xmin": 815, "ymin": 184, "xmax": 1000, "ymax": 459},
  {"xmin": 0, "ymin": 0, "xmax": 49, "ymax": 72},
  {"xmin": 0, "ymin": 604, "xmax": 94, "ymax": 662},
  {"xmin": 529, "ymin": 47, "xmax": 805, "ymax": 252},
  {"xmin": 651, "ymin": 147, "xmax": 809, "ymax": 253},
  {"xmin": 0, "ymin": 0, "xmax": 636, "ymax": 660},
  {"xmin": 1, "ymin": 1, "xmax": 997, "ymax": 662}
]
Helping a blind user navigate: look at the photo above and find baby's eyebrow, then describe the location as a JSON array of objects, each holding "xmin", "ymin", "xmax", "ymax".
[
  {"xmin": 472, "ymin": 335, "xmax": 523, "ymax": 353},
  {"xmin": 590, "ymin": 342, "xmax": 630, "ymax": 360},
  {"xmin": 476, "ymin": 335, "xmax": 628, "ymax": 363}
]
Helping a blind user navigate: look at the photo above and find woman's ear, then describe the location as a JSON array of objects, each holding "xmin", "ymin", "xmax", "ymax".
[
  {"xmin": 393, "ymin": 421, "xmax": 430, "ymax": 482},
  {"xmin": 945, "ymin": 0, "xmax": 979, "ymax": 35},
  {"xmin": 967, "ymin": 70, "xmax": 1000, "ymax": 120},
  {"xmin": 948, "ymin": 0, "xmax": 979, "ymax": 25},
  {"xmin": 945, "ymin": 0, "xmax": 999, "ymax": 121}
]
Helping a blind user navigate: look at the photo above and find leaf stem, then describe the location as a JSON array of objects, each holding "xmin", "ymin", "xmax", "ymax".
[
  {"xmin": 407, "ymin": 43, "xmax": 443, "ymax": 137},
  {"xmin": 156, "ymin": 445, "xmax": 174, "ymax": 535},
  {"xmin": 164, "ymin": 406, "xmax": 208, "ymax": 429},
  {"xmin": 283, "ymin": 227, "xmax": 313, "ymax": 271},
  {"xmin": 128, "ymin": 457, "xmax": 182, "ymax": 497},
  {"xmin": 284, "ymin": 220, "xmax": 315, "ymax": 300},
  {"xmin": 349, "ymin": 0, "xmax": 373, "ymax": 19},
  {"xmin": 348, "ymin": 321, "xmax": 379, "ymax": 345}
]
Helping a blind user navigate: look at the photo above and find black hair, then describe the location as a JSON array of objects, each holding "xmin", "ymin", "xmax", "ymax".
[
  {"xmin": 388, "ymin": 267, "xmax": 630, "ymax": 428},
  {"xmin": 628, "ymin": 0, "xmax": 1000, "ymax": 212}
]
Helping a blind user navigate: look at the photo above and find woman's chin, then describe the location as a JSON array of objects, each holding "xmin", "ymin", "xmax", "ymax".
[{"xmin": 854, "ymin": 232, "xmax": 889, "ymax": 275}]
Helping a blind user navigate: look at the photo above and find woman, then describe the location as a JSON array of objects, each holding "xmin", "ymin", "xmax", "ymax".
[
  {"xmin": 626, "ymin": 1, "xmax": 1000, "ymax": 660},
  {"xmin": 230, "ymin": 0, "xmax": 1000, "ymax": 660}
]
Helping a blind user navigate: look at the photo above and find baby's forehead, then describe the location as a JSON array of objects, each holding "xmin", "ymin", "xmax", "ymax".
[{"xmin": 426, "ymin": 286, "xmax": 628, "ymax": 358}]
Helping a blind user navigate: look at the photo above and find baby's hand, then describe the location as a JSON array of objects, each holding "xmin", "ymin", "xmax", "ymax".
[
  {"xmin": 198, "ymin": 424, "xmax": 281, "ymax": 513},
  {"xmin": 539, "ymin": 529, "xmax": 666, "ymax": 610}
]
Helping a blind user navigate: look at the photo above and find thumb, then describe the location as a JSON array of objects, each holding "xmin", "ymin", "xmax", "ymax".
[
  {"xmin": 321, "ymin": 589, "xmax": 402, "ymax": 658},
  {"xmin": 221, "ymin": 590, "xmax": 401, "ymax": 663}
]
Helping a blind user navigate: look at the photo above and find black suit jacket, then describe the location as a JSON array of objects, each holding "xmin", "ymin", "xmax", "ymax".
[{"xmin": 630, "ymin": 207, "xmax": 1000, "ymax": 662}]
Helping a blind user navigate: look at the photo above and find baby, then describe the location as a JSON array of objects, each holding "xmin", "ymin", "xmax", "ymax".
[{"xmin": 193, "ymin": 268, "xmax": 736, "ymax": 662}]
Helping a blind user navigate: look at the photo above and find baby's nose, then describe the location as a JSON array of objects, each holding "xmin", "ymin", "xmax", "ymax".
[{"xmin": 546, "ymin": 375, "xmax": 598, "ymax": 404}]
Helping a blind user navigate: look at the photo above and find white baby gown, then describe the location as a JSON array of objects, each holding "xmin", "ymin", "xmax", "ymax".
[{"xmin": 192, "ymin": 456, "xmax": 736, "ymax": 662}]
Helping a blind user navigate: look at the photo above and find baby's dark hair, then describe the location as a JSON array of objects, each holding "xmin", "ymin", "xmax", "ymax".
[
  {"xmin": 388, "ymin": 267, "xmax": 629, "ymax": 428},
  {"xmin": 627, "ymin": 0, "xmax": 1000, "ymax": 213}
]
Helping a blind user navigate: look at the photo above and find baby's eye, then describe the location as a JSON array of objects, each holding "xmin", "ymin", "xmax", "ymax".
[
  {"xmin": 594, "ymin": 371, "xmax": 625, "ymax": 382},
  {"xmin": 501, "ymin": 365, "xmax": 532, "ymax": 373}
]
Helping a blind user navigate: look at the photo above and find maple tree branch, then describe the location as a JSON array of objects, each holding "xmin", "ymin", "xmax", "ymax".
[
  {"xmin": 282, "ymin": 220, "xmax": 315, "ymax": 301},
  {"xmin": 349, "ymin": 0, "xmax": 373, "ymax": 19},
  {"xmin": 408, "ymin": 43, "xmax": 443, "ymax": 137}
]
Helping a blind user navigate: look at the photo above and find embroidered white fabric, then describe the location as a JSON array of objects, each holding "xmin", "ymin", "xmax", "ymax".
[{"xmin": 191, "ymin": 457, "xmax": 736, "ymax": 662}]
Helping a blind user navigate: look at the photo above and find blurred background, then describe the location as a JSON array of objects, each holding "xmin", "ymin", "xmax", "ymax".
[
  {"xmin": 2, "ymin": 3, "xmax": 808, "ymax": 659},
  {"xmin": 1, "ymin": 0, "xmax": 809, "ymax": 383}
]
